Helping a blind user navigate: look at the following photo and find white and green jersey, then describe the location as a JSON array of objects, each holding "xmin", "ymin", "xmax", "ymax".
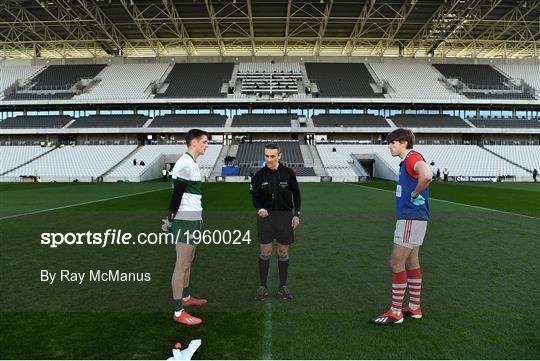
[{"xmin": 171, "ymin": 152, "xmax": 202, "ymax": 221}]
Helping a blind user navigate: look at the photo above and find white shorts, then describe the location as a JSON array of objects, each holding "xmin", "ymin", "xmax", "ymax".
[{"xmin": 393, "ymin": 219, "xmax": 427, "ymax": 249}]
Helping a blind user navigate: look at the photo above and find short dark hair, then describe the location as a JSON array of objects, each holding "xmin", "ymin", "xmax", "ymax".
[
  {"xmin": 265, "ymin": 143, "xmax": 281, "ymax": 154},
  {"xmin": 185, "ymin": 129, "xmax": 208, "ymax": 146},
  {"xmin": 386, "ymin": 128, "xmax": 414, "ymax": 149}
]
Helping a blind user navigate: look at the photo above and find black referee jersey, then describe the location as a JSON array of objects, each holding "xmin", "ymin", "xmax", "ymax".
[{"xmin": 250, "ymin": 163, "xmax": 301, "ymax": 216}]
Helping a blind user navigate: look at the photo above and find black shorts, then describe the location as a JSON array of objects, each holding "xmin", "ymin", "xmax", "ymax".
[{"xmin": 257, "ymin": 212, "xmax": 294, "ymax": 245}]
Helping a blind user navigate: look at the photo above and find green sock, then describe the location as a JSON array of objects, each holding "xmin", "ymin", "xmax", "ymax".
[
  {"xmin": 182, "ymin": 287, "xmax": 191, "ymax": 300},
  {"xmin": 173, "ymin": 298, "xmax": 183, "ymax": 312}
]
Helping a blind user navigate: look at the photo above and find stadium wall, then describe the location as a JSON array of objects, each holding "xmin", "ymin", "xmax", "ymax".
[{"xmin": 2, "ymin": 56, "xmax": 538, "ymax": 67}]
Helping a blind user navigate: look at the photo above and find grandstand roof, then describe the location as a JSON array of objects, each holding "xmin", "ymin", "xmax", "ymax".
[{"xmin": 0, "ymin": 0, "xmax": 538, "ymax": 59}]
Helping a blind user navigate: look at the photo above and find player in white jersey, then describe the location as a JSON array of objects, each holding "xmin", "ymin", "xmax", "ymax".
[{"xmin": 163, "ymin": 129, "xmax": 208, "ymax": 326}]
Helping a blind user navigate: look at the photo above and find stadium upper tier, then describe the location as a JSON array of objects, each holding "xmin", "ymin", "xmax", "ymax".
[
  {"xmin": 148, "ymin": 114, "xmax": 227, "ymax": 128},
  {"xmin": 1, "ymin": 114, "xmax": 539, "ymax": 130},
  {"xmin": 468, "ymin": 117, "xmax": 540, "ymax": 128},
  {"xmin": 304, "ymin": 62, "xmax": 385, "ymax": 98},
  {"xmin": 68, "ymin": 115, "xmax": 149, "ymax": 128},
  {"xmin": 231, "ymin": 114, "xmax": 294, "ymax": 127},
  {"xmin": 154, "ymin": 63, "xmax": 233, "ymax": 98},
  {"xmin": 3, "ymin": 64, "xmax": 106, "ymax": 100},
  {"xmin": 0, "ymin": 115, "xmax": 73, "ymax": 129},
  {"xmin": 1, "ymin": 61, "xmax": 537, "ymax": 102},
  {"xmin": 312, "ymin": 114, "xmax": 390, "ymax": 127},
  {"xmin": 391, "ymin": 115, "xmax": 470, "ymax": 128},
  {"xmin": 432, "ymin": 64, "xmax": 537, "ymax": 100}
]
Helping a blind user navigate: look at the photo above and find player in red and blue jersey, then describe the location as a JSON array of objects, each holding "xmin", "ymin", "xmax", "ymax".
[{"xmin": 371, "ymin": 128, "xmax": 433, "ymax": 326}]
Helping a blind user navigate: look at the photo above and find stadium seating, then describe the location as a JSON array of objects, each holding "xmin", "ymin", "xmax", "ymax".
[
  {"xmin": 370, "ymin": 63, "xmax": 463, "ymax": 100},
  {"xmin": 0, "ymin": 146, "xmax": 52, "ymax": 174},
  {"xmin": 316, "ymin": 144, "xmax": 530, "ymax": 177},
  {"xmin": 77, "ymin": 63, "xmax": 169, "ymax": 99},
  {"xmin": 4, "ymin": 64, "xmax": 106, "ymax": 100},
  {"xmin": 3, "ymin": 145, "xmax": 137, "ymax": 179},
  {"xmin": 107, "ymin": 144, "xmax": 223, "ymax": 179},
  {"xmin": 2, "ymin": 92, "xmax": 78, "ymax": 100},
  {"xmin": 238, "ymin": 63, "xmax": 302, "ymax": 73},
  {"xmin": 304, "ymin": 63, "xmax": 384, "ymax": 98},
  {"xmin": 468, "ymin": 117, "xmax": 540, "ymax": 128},
  {"xmin": 68, "ymin": 115, "xmax": 149, "ymax": 128},
  {"xmin": 432, "ymin": 64, "xmax": 536, "ymax": 100},
  {"xmin": 415, "ymin": 145, "xmax": 530, "ymax": 177},
  {"xmin": 32, "ymin": 64, "xmax": 106, "ymax": 89},
  {"xmin": 148, "ymin": 114, "xmax": 227, "ymax": 128},
  {"xmin": 236, "ymin": 141, "xmax": 303, "ymax": 165},
  {"xmin": 235, "ymin": 141, "xmax": 305, "ymax": 174},
  {"xmin": 0, "ymin": 65, "xmax": 44, "ymax": 93},
  {"xmin": 316, "ymin": 145, "xmax": 360, "ymax": 179},
  {"xmin": 496, "ymin": 64, "xmax": 539, "ymax": 92},
  {"xmin": 433, "ymin": 64, "xmax": 507, "ymax": 87},
  {"xmin": 231, "ymin": 114, "xmax": 292, "ymax": 127},
  {"xmin": 155, "ymin": 63, "xmax": 233, "ymax": 98},
  {"xmin": 461, "ymin": 92, "xmax": 535, "ymax": 100},
  {"xmin": 485, "ymin": 145, "xmax": 540, "ymax": 172},
  {"xmin": 236, "ymin": 63, "xmax": 303, "ymax": 97},
  {"xmin": 312, "ymin": 114, "xmax": 389, "ymax": 127},
  {"xmin": 293, "ymin": 167, "xmax": 316, "ymax": 176},
  {"xmin": 391, "ymin": 114, "xmax": 470, "ymax": 128},
  {"xmin": 0, "ymin": 115, "xmax": 73, "ymax": 129}
]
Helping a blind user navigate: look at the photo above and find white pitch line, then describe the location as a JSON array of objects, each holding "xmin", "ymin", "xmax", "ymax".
[
  {"xmin": 0, "ymin": 187, "xmax": 170, "ymax": 221},
  {"xmin": 262, "ymin": 301, "xmax": 273, "ymax": 360},
  {"xmin": 344, "ymin": 182, "xmax": 540, "ymax": 221}
]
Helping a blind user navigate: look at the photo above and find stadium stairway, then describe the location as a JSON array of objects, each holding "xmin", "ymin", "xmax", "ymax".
[
  {"xmin": 462, "ymin": 118, "xmax": 476, "ymax": 128},
  {"xmin": 98, "ymin": 144, "xmax": 143, "ymax": 178},
  {"xmin": 350, "ymin": 156, "xmax": 370, "ymax": 177},
  {"xmin": 385, "ymin": 117, "xmax": 397, "ymax": 127},
  {"xmin": 0, "ymin": 146, "xmax": 58, "ymax": 176},
  {"xmin": 306, "ymin": 144, "xmax": 328, "ymax": 176},
  {"xmin": 209, "ymin": 144, "xmax": 231, "ymax": 180},
  {"xmin": 478, "ymin": 145, "xmax": 533, "ymax": 174},
  {"xmin": 299, "ymin": 144, "xmax": 314, "ymax": 167}
]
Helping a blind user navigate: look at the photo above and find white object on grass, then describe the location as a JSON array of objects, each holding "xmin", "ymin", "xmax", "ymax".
[{"xmin": 167, "ymin": 339, "xmax": 202, "ymax": 360}]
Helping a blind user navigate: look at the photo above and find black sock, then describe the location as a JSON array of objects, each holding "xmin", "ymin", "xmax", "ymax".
[
  {"xmin": 259, "ymin": 255, "xmax": 270, "ymax": 287},
  {"xmin": 278, "ymin": 256, "xmax": 289, "ymax": 287}
]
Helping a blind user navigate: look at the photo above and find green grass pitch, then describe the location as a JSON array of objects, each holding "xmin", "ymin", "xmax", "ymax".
[{"xmin": 0, "ymin": 180, "xmax": 539, "ymax": 359}]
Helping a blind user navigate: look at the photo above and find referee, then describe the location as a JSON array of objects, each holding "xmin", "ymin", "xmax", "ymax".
[{"xmin": 251, "ymin": 143, "xmax": 301, "ymax": 301}]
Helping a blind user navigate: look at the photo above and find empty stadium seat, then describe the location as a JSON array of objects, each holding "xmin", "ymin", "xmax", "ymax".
[
  {"xmin": 0, "ymin": 146, "xmax": 51, "ymax": 174},
  {"xmin": 0, "ymin": 115, "xmax": 73, "ymax": 129},
  {"xmin": 68, "ymin": 115, "xmax": 149, "ymax": 128},
  {"xmin": 391, "ymin": 114, "xmax": 470, "ymax": 128},
  {"xmin": 370, "ymin": 63, "xmax": 463, "ymax": 100},
  {"xmin": 469, "ymin": 118, "xmax": 540, "ymax": 128},
  {"xmin": 235, "ymin": 141, "xmax": 305, "ymax": 175},
  {"xmin": 304, "ymin": 63, "xmax": 384, "ymax": 98},
  {"xmin": 231, "ymin": 114, "xmax": 292, "ymax": 127},
  {"xmin": 312, "ymin": 114, "xmax": 389, "ymax": 127},
  {"xmin": 148, "ymin": 114, "xmax": 227, "ymax": 128},
  {"xmin": 108, "ymin": 144, "xmax": 223, "ymax": 179},
  {"xmin": 4, "ymin": 145, "xmax": 137, "ymax": 179},
  {"xmin": 155, "ymin": 63, "xmax": 233, "ymax": 98},
  {"xmin": 485, "ymin": 145, "xmax": 540, "ymax": 172},
  {"xmin": 77, "ymin": 63, "xmax": 169, "ymax": 99}
]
